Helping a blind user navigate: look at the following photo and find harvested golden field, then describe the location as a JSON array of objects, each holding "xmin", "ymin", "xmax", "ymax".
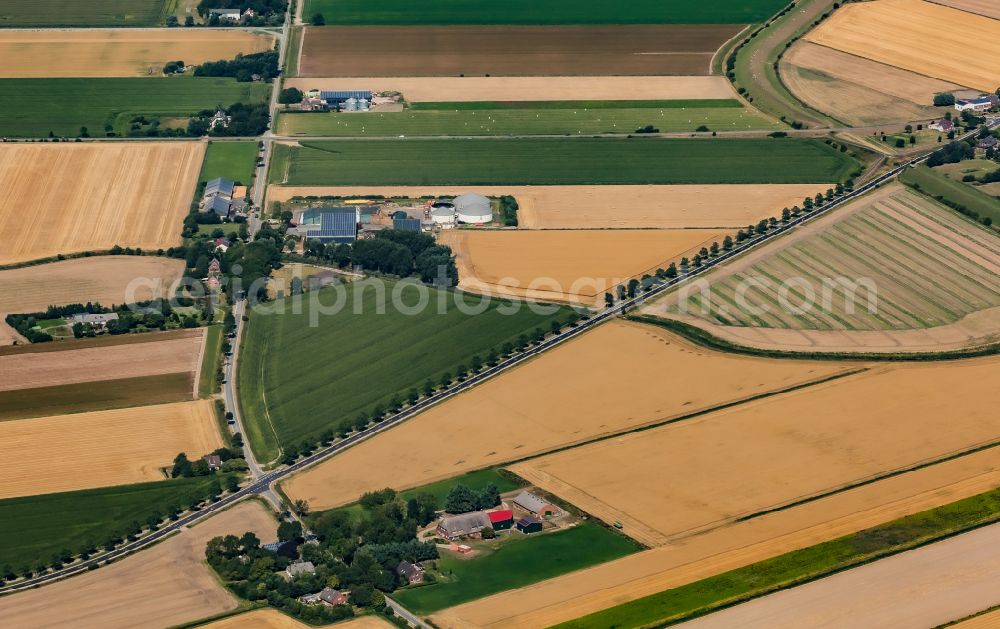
[
  {"xmin": 200, "ymin": 609, "xmax": 394, "ymax": 629},
  {"xmin": 952, "ymin": 609, "xmax": 1000, "ymax": 629},
  {"xmin": 0, "ymin": 400, "xmax": 223, "ymax": 499},
  {"xmin": 283, "ymin": 320, "xmax": 855, "ymax": 510},
  {"xmin": 0, "ymin": 29, "xmax": 275, "ymax": 77},
  {"xmin": 267, "ymin": 184, "xmax": 823, "ymax": 229},
  {"xmin": 928, "ymin": 0, "xmax": 1000, "ymax": 19},
  {"xmin": 436, "ymin": 445, "xmax": 1000, "ymax": 628},
  {"xmin": 781, "ymin": 41, "xmax": 956, "ymax": 125},
  {"xmin": 0, "ymin": 256, "xmax": 184, "ymax": 346},
  {"xmin": 0, "ymin": 501, "xmax": 275, "ymax": 629},
  {"xmin": 0, "ymin": 329, "xmax": 202, "ymax": 392},
  {"xmin": 440, "ymin": 229, "xmax": 729, "ymax": 304},
  {"xmin": 0, "ymin": 142, "xmax": 204, "ymax": 264},
  {"xmin": 511, "ymin": 358, "xmax": 1000, "ymax": 547},
  {"xmin": 805, "ymin": 0, "xmax": 1000, "ymax": 92},
  {"xmin": 282, "ymin": 76, "xmax": 737, "ymax": 102}
]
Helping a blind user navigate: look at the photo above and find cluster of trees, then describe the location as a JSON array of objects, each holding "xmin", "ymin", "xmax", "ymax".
[
  {"xmin": 444, "ymin": 483, "xmax": 501, "ymax": 514},
  {"xmin": 162, "ymin": 60, "xmax": 186, "ymax": 75},
  {"xmin": 188, "ymin": 102, "xmax": 271, "ymax": 137},
  {"xmin": 193, "ymin": 51, "xmax": 279, "ymax": 82},
  {"xmin": 498, "ymin": 195, "xmax": 519, "ymax": 226},
  {"xmin": 278, "ymin": 87, "xmax": 304, "ymax": 105},
  {"xmin": 198, "ymin": 0, "xmax": 288, "ymax": 25},
  {"xmin": 933, "ymin": 92, "xmax": 956, "ymax": 107},
  {"xmin": 170, "ymin": 447, "xmax": 247, "ymax": 479},
  {"xmin": 207, "ymin": 487, "xmax": 440, "ymax": 622},
  {"xmin": 926, "ymin": 140, "xmax": 975, "ymax": 167},
  {"xmin": 302, "ymin": 229, "xmax": 459, "ymax": 286}
]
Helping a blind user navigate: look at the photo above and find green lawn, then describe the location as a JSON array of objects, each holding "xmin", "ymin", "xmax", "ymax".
[
  {"xmin": 0, "ymin": 476, "xmax": 228, "ymax": 570},
  {"xmin": 200, "ymin": 141, "xmax": 260, "ymax": 187},
  {"xmin": 0, "ymin": 78, "xmax": 271, "ymax": 138},
  {"xmin": 276, "ymin": 105, "xmax": 781, "ymax": 137},
  {"xmin": 272, "ymin": 138, "xmax": 858, "ymax": 186},
  {"xmin": 303, "ymin": 0, "xmax": 788, "ymax": 24},
  {"xmin": 559, "ymin": 483, "xmax": 1000, "ymax": 628},
  {"xmin": 394, "ymin": 522, "xmax": 639, "ymax": 614},
  {"xmin": 901, "ymin": 164, "xmax": 1000, "ymax": 228},
  {"xmin": 199, "ymin": 324, "xmax": 224, "ymax": 398},
  {"xmin": 0, "ymin": 0, "xmax": 168, "ymax": 27},
  {"xmin": 237, "ymin": 280, "xmax": 573, "ymax": 461}
]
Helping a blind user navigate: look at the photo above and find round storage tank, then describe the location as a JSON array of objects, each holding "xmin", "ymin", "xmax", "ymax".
[
  {"xmin": 430, "ymin": 206, "xmax": 456, "ymax": 225},
  {"xmin": 454, "ymin": 192, "xmax": 492, "ymax": 224},
  {"xmin": 343, "ymin": 98, "xmax": 358, "ymax": 111},
  {"xmin": 358, "ymin": 98, "xmax": 370, "ymax": 110}
]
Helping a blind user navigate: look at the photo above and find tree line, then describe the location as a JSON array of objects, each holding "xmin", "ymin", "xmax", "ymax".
[{"xmin": 302, "ymin": 229, "xmax": 459, "ymax": 286}]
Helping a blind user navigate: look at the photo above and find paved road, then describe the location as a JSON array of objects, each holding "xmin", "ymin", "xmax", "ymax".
[
  {"xmin": 386, "ymin": 597, "xmax": 433, "ymax": 629},
  {"xmin": 2, "ymin": 119, "xmax": 992, "ymax": 597},
  {"xmin": 677, "ymin": 521, "xmax": 1000, "ymax": 629}
]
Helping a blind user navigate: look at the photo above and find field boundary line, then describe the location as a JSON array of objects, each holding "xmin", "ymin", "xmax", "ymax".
[{"xmin": 192, "ymin": 327, "xmax": 207, "ymax": 400}]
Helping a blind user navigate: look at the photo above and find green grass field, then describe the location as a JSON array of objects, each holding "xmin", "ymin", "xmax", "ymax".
[
  {"xmin": 0, "ymin": 373, "xmax": 193, "ymax": 421},
  {"xmin": 199, "ymin": 325, "xmax": 224, "ymax": 398},
  {"xmin": 304, "ymin": 0, "xmax": 788, "ymax": 24},
  {"xmin": 199, "ymin": 142, "xmax": 260, "ymax": 187},
  {"xmin": 666, "ymin": 188, "xmax": 1000, "ymax": 331},
  {"xmin": 559, "ymin": 482, "xmax": 1000, "ymax": 628},
  {"xmin": 394, "ymin": 522, "xmax": 639, "ymax": 614},
  {"xmin": 0, "ymin": 476, "xmax": 227, "ymax": 570},
  {"xmin": 276, "ymin": 104, "xmax": 781, "ymax": 137},
  {"xmin": 0, "ymin": 78, "xmax": 271, "ymax": 138},
  {"xmin": 237, "ymin": 281, "xmax": 572, "ymax": 461},
  {"xmin": 902, "ymin": 164, "xmax": 1000, "ymax": 228},
  {"xmin": 0, "ymin": 0, "xmax": 167, "ymax": 27},
  {"xmin": 271, "ymin": 138, "xmax": 857, "ymax": 186}
]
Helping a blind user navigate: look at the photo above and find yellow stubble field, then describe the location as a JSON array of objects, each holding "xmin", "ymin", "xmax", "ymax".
[
  {"xmin": 283, "ymin": 321, "xmax": 857, "ymax": 510},
  {"xmin": 0, "ymin": 30, "xmax": 275, "ymax": 77},
  {"xmin": 267, "ymin": 184, "xmax": 824, "ymax": 229},
  {"xmin": 439, "ymin": 229, "xmax": 730, "ymax": 304},
  {"xmin": 0, "ymin": 501, "xmax": 276, "ymax": 629},
  {"xmin": 805, "ymin": 0, "xmax": 1000, "ymax": 92},
  {"xmin": 928, "ymin": 0, "xmax": 1000, "ymax": 19},
  {"xmin": 0, "ymin": 142, "xmax": 204, "ymax": 265},
  {"xmin": 0, "ymin": 400, "xmax": 224, "ymax": 499},
  {"xmin": 200, "ymin": 609, "xmax": 395, "ymax": 629}
]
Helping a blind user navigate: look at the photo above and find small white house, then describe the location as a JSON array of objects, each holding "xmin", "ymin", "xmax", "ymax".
[
  {"xmin": 209, "ymin": 8, "xmax": 242, "ymax": 21},
  {"xmin": 955, "ymin": 97, "xmax": 993, "ymax": 112}
]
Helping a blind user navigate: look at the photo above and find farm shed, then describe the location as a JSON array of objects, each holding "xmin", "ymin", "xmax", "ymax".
[
  {"xmin": 320, "ymin": 90, "xmax": 373, "ymax": 107},
  {"xmin": 455, "ymin": 192, "xmax": 493, "ymax": 224},
  {"xmin": 393, "ymin": 217, "xmax": 422, "ymax": 232},
  {"xmin": 516, "ymin": 516, "xmax": 543, "ymax": 534},
  {"xmin": 205, "ymin": 177, "xmax": 236, "ymax": 199},
  {"xmin": 295, "ymin": 207, "xmax": 358, "ymax": 244},
  {"xmin": 488, "ymin": 509, "xmax": 515, "ymax": 531},
  {"xmin": 204, "ymin": 195, "xmax": 231, "ymax": 217},
  {"xmin": 437, "ymin": 512, "xmax": 491, "ymax": 540},
  {"xmin": 513, "ymin": 491, "xmax": 560, "ymax": 517}
]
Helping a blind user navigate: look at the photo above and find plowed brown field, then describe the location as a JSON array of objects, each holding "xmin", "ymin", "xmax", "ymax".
[
  {"xmin": 0, "ymin": 29, "xmax": 275, "ymax": 77},
  {"xmin": 0, "ymin": 142, "xmax": 204, "ymax": 264},
  {"xmin": 0, "ymin": 501, "xmax": 275, "ymax": 629},
  {"xmin": 0, "ymin": 329, "xmax": 202, "ymax": 392},
  {"xmin": 282, "ymin": 76, "xmax": 737, "ymax": 102},
  {"xmin": 440, "ymin": 228, "xmax": 730, "ymax": 304},
  {"xmin": 299, "ymin": 26, "xmax": 742, "ymax": 77},
  {"xmin": 282, "ymin": 321, "xmax": 855, "ymax": 510},
  {"xmin": 0, "ymin": 400, "xmax": 223, "ymax": 498},
  {"xmin": 0, "ymin": 256, "xmax": 184, "ymax": 346},
  {"xmin": 805, "ymin": 0, "xmax": 1000, "ymax": 92},
  {"xmin": 267, "ymin": 184, "xmax": 823, "ymax": 229}
]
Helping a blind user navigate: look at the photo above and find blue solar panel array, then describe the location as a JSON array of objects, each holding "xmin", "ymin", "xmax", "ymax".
[
  {"xmin": 320, "ymin": 90, "xmax": 373, "ymax": 105},
  {"xmin": 307, "ymin": 208, "xmax": 357, "ymax": 243}
]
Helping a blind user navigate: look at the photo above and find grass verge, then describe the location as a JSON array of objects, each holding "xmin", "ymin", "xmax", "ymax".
[
  {"xmin": 901, "ymin": 164, "xmax": 1000, "ymax": 230},
  {"xmin": 199, "ymin": 324, "xmax": 224, "ymax": 398}
]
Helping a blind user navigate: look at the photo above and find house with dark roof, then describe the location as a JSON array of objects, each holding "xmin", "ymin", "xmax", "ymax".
[
  {"xmin": 290, "ymin": 207, "xmax": 358, "ymax": 244},
  {"xmin": 262, "ymin": 540, "xmax": 298, "ymax": 558},
  {"xmin": 487, "ymin": 509, "xmax": 514, "ymax": 531},
  {"xmin": 203, "ymin": 455, "xmax": 222, "ymax": 471},
  {"xmin": 976, "ymin": 135, "xmax": 998, "ymax": 151},
  {"xmin": 928, "ymin": 119, "xmax": 954, "ymax": 133},
  {"xmin": 70, "ymin": 313, "xmax": 119, "ymax": 329},
  {"xmin": 396, "ymin": 560, "xmax": 424, "ymax": 584},
  {"xmin": 437, "ymin": 512, "xmax": 491, "ymax": 540},
  {"xmin": 393, "ymin": 217, "xmax": 422, "ymax": 232},
  {"xmin": 513, "ymin": 491, "xmax": 559, "ymax": 518},
  {"xmin": 286, "ymin": 561, "xmax": 316, "ymax": 578},
  {"xmin": 516, "ymin": 516, "xmax": 543, "ymax": 534},
  {"xmin": 319, "ymin": 587, "xmax": 348, "ymax": 605},
  {"xmin": 205, "ymin": 177, "xmax": 236, "ymax": 200},
  {"xmin": 203, "ymin": 194, "xmax": 232, "ymax": 218}
]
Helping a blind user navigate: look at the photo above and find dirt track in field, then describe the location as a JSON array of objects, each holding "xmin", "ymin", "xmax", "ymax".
[
  {"xmin": 0, "ymin": 256, "xmax": 185, "ymax": 346},
  {"xmin": 0, "ymin": 142, "xmax": 204, "ymax": 265},
  {"xmin": 0, "ymin": 501, "xmax": 275, "ymax": 629},
  {"xmin": 805, "ymin": 0, "xmax": 1000, "ymax": 92},
  {"xmin": 434, "ymin": 368, "xmax": 1000, "ymax": 628},
  {"xmin": 283, "ymin": 75, "xmax": 737, "ymax": 102},
  {"xmin": 511, "ymin": 357, "xmax": 1000, "ymax": 547},
  {"xmin": 299, "ymin": 26, "xmax": 742, "ymax": 77},
  {"xmin": 440, "ymin": 228, "xmax": 729, "ymax": 305},
  {"xmin": 679, "ymin": 521, "xmax": 1000, "ymax": 629},
  {"xmin": 201, "ymin": 609, "xmax": 394, "ymax": 629},
  {"xmin": 0, "ymin": 330, "xmax": 202, "ymax": 392},
  {"xmin": 927, "ymin": 0, "xmax": 1000, "ymax": 19},
  {"xmin": 268, "ymin": 184, "xmax": 823, "ymax": 229},
  {"xmin": 283, "ymin": 321, "xmax": 855, "ymax": 510},
  {"xmin": 0, "ymin": 400, "xmax": 223, "ymax": 498},
  {"xmin": 781, "ymin": 41, "xmax": 956, "ymax": 125},
  {"xmin": 0, "ymin": 29, "xmax": 275, "ymax": 77}
]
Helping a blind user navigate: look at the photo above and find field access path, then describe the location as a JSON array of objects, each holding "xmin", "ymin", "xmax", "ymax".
[{"xmin": 5, "ymin": 117, "xmax": 990, "ymax": 598}]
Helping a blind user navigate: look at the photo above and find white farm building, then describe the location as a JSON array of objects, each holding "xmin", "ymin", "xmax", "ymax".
[{"xmin": 455, "ymin": 193, "xmax": 492, "ymax": 224}]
